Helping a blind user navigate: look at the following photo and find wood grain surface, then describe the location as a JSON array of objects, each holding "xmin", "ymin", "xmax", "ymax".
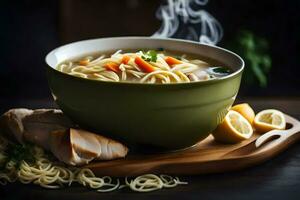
[{"xmin": 87, "ymin": 114, "xmax": 300, "ymax": 177}]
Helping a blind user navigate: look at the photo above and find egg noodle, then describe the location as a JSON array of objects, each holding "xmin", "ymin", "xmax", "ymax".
[
  {"xmin": 57, "ymin": 50, "xmax": 211, "ymax": 83},
  {"xmin": 0, "ymin": 137, "xmax": 187, "ymax": 192}
]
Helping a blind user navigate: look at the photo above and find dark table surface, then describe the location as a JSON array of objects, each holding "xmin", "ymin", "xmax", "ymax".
[{"xmin": 1, "ymin": 97, "xmax": 300, "ymax": 200}]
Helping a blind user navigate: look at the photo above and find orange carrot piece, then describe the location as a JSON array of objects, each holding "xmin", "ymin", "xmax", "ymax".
[
  {"xmin": 105, "ymin": 62, "xmax": 120, "ymax": 73},
  {"xmin": 134, "ymin": 57, "xmax": 156, "ymax": 73},
  {"xmin": 165, "ymin": 56, "xmax": 182, "ymax": 66},
  {"xmin": 122, "ymin": 55, "xmax": 131, "ymax": 64},
  {"xmin": 79, "ymin": 59, "xmax": 89, "ymax": 66}
]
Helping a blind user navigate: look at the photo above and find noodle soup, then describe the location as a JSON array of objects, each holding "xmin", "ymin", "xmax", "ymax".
[
  {"xmin": 57, "ymin": 49, "xmax": 231, "ymax": 83},
  {"xmin": 46, "ymin": 37, "xmax": 244, "ymax": 149}
]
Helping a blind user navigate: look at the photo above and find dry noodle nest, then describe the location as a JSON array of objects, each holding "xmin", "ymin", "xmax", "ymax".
[
  {"xmin": 124, "ymin": 174, "xmax": 188, "ymax": 192},
  {"xmin": 0, "ymin": 142, "xmax": 187, "ymax": 192}
]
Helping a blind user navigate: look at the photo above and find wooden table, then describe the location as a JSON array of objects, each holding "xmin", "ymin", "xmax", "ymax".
[{"xmin": 1, "ymin": 97, "xmax": 300, "ymax": 200}]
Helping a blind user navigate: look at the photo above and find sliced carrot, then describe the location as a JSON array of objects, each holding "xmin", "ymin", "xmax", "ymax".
[
  {"xmin": 165, "ymin": 56, "xmax": 182, "ymax": 66},
  {"xmin": 105, "ymin": 62, "xmax": 120, "ymax": 73},
  {"xmin": 122, "ymin": 55, "xmax": 131, "ymax": 64},
  {"xmin": 79, "ymin": 59, "xmax": 89, "ymax": 66},
  {"xmin": 134, "ymin": 57, "xmax": 156, "ymax": 73}
]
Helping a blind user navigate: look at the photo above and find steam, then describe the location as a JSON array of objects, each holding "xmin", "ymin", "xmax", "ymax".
[{"xmin": 152, "ymin": 0, "xmax": 223, "ymax": 45}]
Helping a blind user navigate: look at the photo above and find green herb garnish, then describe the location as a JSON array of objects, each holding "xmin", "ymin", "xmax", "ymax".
[
  {"xmin": 6, "ymin": 143, "xmax": 36, "ymax": 168},
  {"xmin": 141, "ymin": 50, "xmax": 158, "ymax": 62},
  {"xmin": 212, "ymin": 67, "xmax": 231, "ymax": 74},
  {"xmin": 141, "ymin": 55, "xmax": 151, "ymax": 62}
]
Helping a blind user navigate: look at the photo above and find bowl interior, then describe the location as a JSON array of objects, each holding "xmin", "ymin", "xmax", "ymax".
[{"xmin": 46, "ymin": 37, "xmax": 244, "ymax": 78}]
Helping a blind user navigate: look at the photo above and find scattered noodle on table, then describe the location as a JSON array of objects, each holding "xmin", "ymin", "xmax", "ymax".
[{"xmin": 0, "ymin": 143, "xmax": 187, "ymax": 192}]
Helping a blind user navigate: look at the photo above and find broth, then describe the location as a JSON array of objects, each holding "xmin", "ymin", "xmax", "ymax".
[{"xmin": 57, "ymin": 49, "xmax": 231, "ymax": 83}]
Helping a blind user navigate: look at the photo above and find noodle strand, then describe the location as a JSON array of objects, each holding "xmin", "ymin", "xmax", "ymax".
[
  {"xmin": 56, "ymin": 50, "xmax": 216, "ymax": 83},
  {"xmin": 0, "ymin": 145, "xmax": 187, "ymax": 192}
]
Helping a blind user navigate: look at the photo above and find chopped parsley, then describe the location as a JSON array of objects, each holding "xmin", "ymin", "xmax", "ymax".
[{"xmin": 141, "ymin": 50, "xmax": 158, "ymax": 62}]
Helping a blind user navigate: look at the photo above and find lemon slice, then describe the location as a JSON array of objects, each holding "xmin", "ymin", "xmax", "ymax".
[
  {"xmin": 212, "ymin": 110, "xmax": 253, "ymax": 143},
  {"xmin": 231, "ymin": 103, "xmax": 255, "ymax": 124},
  {"xmin": 254, "ymin": 109, "xmax": 286, "ymax": 133}
]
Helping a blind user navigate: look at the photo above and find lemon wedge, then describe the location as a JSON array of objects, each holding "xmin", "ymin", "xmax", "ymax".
[
  {"xmin": 231, "ymin": 103, "xmax": 255, "ymax": 124},
  {"xmin": 254, "ymin": 109, "xmax": 286, "ymax": 133},
  {"xmin": 212, "ymin": 110, "xmax": 254, "ymax": 143}
]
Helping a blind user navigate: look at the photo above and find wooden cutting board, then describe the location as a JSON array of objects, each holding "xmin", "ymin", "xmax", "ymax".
[{"xmin": 87, "ymin": 114, "xmax": 300, "ymax": 177}]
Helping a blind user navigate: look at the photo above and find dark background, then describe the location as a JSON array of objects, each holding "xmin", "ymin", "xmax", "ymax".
[
  {"xmin": 0, "ymin": 1, "xmax": 300, "ymax": 199},
  {"xmin": 0, "ymin": 0, "xmax": 299, "ymax": 101}
]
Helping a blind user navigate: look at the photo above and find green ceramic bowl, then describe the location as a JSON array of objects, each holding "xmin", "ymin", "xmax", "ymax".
[{"xmin": 45, "ymin": 37, "xmax": 244, "ymax": 149}]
